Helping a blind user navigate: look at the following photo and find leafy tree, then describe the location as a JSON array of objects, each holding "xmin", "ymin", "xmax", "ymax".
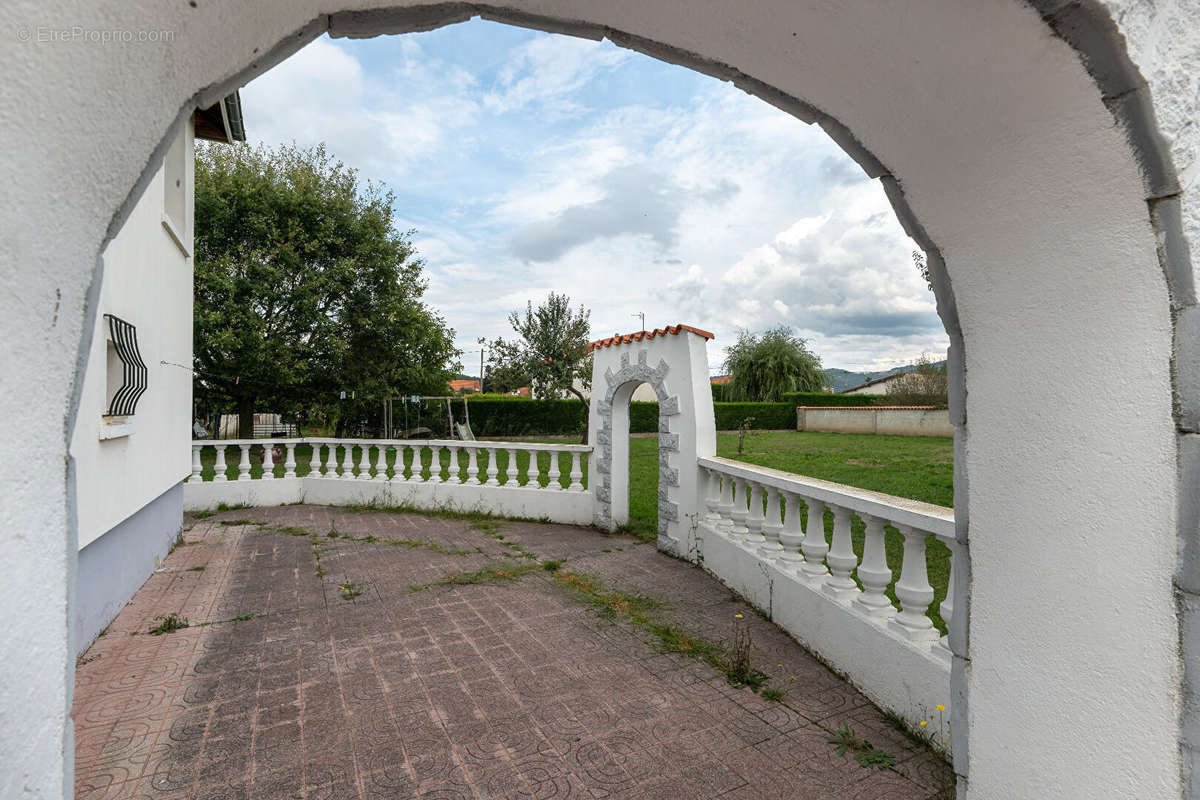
[
  {"xmin": 481, "ymin": 343, "xmax": 532, "ymax": 394},
  {"xmin": 194, "ymin": 142, "xmax": 459, "ymax": 436},
  {"xmin": 722, "ymin": 326, "xmax": 824, "ymax": 402},
  {"xmin": 885, "ymin": 354, "xmax": 948, "ymax": 407},
  {"xmin": 490, "ymin": 293, "xmax": 592, "ymax": 441}
]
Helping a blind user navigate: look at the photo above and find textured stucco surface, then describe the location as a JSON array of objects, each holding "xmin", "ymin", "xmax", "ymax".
[
  {"xmin": 73, "ymin": 482, "xmax": 183, "ymax": 657},
  {"xmin": 1, "ymin": 1, "xmax": 1195, "ymax": 798}
]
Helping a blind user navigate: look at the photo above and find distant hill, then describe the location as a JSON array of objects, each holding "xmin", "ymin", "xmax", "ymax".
[{"xmin": 822, "ymin": 360, "xmax": 946, "ymax": 393}]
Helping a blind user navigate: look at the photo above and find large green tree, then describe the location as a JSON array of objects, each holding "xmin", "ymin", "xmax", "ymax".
[
  {"xmin": 194, "ymin": 142, "xmax": 459, "ymax": 436},
  {"xmin": 487, "ymin": 293, "xmax": 592, "ymax": 441},
  {"xmin": 722, "ymin": 325, "xmax": 824, "ymax": 401}
]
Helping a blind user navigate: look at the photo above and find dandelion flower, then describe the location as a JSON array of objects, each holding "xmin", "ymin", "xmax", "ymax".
[
  {"xmin": 735, "ymin": 613, "xmax": 744, "ymax": 619},
  {"xmin": 919, "ymin": 721, "xmax": 927, "ymax": 727},
  {"xmin": 936, "ymin": 704, "xmax": 945, "ymax": 711}
]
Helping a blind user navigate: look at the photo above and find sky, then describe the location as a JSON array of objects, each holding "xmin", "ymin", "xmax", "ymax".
[{"xmin": 240, "ymin": 19, "xmax": 949, "ymax": 375}]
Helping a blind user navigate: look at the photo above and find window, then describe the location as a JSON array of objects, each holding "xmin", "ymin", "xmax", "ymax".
[
  {"xmin": 162, "ymin": 125, "xmax": 187, "ymax": 251},
  {"xmin": 103, "ymin": 314, "xmax": 146, "ymax": 417}
]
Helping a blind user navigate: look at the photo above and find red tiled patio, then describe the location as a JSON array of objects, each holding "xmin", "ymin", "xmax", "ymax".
[{"xmin": 73, "ymin": 506, "xmax": 952, "ymax": 799}]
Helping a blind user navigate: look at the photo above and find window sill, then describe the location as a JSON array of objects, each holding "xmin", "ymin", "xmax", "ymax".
[
  {"xmin": 99, "ymin": 419, "xmax": 135, "ymax": 440},
  {"xmin": 161, "ymin": 213, "xmax": 191, "ymax": 257}
]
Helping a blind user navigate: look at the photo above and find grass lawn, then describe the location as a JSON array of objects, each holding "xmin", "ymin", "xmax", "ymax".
[{"xmin": 198, "ymin": 430, "xmax": 954, "ymax": 631}]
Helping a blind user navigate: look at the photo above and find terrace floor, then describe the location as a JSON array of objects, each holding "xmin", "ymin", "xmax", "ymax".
[{"xmin": 73, "ymin": 506, "xmax": 952, "ymax": 799}]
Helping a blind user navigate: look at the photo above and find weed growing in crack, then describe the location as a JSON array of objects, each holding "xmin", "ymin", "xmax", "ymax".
[
  {"xmin": 542, "ymin": 560, "xmax": 562, "ymax": 572},
  {"xmin": 411, "ymin": 562, "xmax": 540, "ymax": 592},
  {"xmin": 339, "ymin": 582, "xmax": 365, "ymax": 600},
  {"xmin": 232, "ymin": 613, "xmax": 255, "ymax": 622},
  {"xmin": 726, "ymin": 621, "xmax": 768, "ymax": 690},
  {"xmin": 220, "ymin": 519, "xmax": 256, "ymax": 527},
  {"xmin": 190, "ymin": 509, "xmax": 216, "ymax": 519},
  {"xmin": 828, "ymin": 724, "xmax": 897, "ymax": 769},
  {"xmin": 187, "ymin": 565, "xmax": 206, "ymax": 572},
  {"xmin": 216, "ymin": 502, "xmax": 252, "ymax": 512},
  {"xmin": 148, "ymin": 613, "xmax": 189, "ymax": 636},
  {"xmin": 760, "ymin": 688, "xmax": 783, "ymax": 702}
]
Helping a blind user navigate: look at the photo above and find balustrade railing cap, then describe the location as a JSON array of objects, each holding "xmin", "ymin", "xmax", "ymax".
[
  {"xmin": 193, "ymin": 438, "xmax": 592, "ymax": 452},
  {"xmin": 699, "ymin": 455, "xmax": 954, "ymax": 538}
]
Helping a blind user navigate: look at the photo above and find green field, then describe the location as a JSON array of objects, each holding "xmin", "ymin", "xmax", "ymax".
[{"xmin": 198, "ymin": 430, "xmax": 954, "ymax": 630}]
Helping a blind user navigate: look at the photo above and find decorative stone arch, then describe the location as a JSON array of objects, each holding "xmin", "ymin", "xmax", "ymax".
[
  {"xmin": 586, "ymin": 325, "xmax": 716, "ymax": 555},
  {"xmin": 5, "ymin": 2, "xmax": 1199, "ymax": 798}
]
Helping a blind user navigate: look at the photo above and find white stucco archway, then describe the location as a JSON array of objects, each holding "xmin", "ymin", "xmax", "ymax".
[
  {"xmin": 586, "ymin": 325, "xmax": 716, "ymax": 555},
  {"xmin": 4, "ymin": 2, "xmax": 1198, "ymax": 798}
]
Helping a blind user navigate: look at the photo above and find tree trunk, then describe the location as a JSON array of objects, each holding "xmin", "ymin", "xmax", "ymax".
[
  {"xmin": 237, "ymin": 397, "xmax": 255, "ymax": 440},
  {"xmin": 569, "ymin": 387, "xmax": 589, "ymax": 444}
]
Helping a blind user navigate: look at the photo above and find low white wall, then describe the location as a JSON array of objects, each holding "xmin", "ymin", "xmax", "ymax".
[
  {"xmin": 697, "ymin": 519, "xmax": 950, "ymax": 737},
  {"xmin": 184, "ymin": 476, "xmax": 595, "ymax": 526},
  {"xmin": 796, "ymin": 407, "xmax": 954, "ymax": 438}
]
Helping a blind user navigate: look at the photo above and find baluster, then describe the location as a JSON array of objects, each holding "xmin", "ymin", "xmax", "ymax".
[
  {"xmin": 822, "ymin": 506, "xmax": 860, "ymax": 601},
  {"xmin": 506, "ymin": 449, "xmax": 519, "ymax": 485},
  {"xmin": 524, "ymin": 449, "xmax": 540, "ymax": 486},
  {"xmin": 568, "ymin": 451, "xmax": 583, "ymax": 491},
  {"xmin": 190, "ymin": 444, "xmax": 203, "ymax": 482},
  {"xmin": 936, "ymin": 537, "xmax": 957, "ymax": 657},
  {"xmin": 704, "ymin": 469, "xmax": 723, "ymax": 524},
  {"xmin": 323, "ymin": 443, "xmax": 336, "ymax": 477},
  {"xmin": 448, "ymin": 446, "xmax": 462, "ymax": 483},
  {"xmin": 429, "ymin": 445, "xmax": 443, "ymax": 482},
  {"xmin": 284, "ymin": 443, "xmax": 297, "ymax": 479},
  {"xmin": 393, "ymin": 444, "xmax": 407, "ymax": 481},
  {"xmin": 485, "ymin": 447, "xmax": 500, "ymax": 486},
  {"xmin": 213, "ymin": 445, "xmax": 228, "ymax": 482},
  {"xmin": 800, "ymin": 498, "xmax": 829, "ymax": 579},
  {"xmin": 373, "ymin": 443, "xmax": 388, "ymax": 481},
  {"xmin": 237, "ymin": 444, "xmax": 251, "ymax": 481},
  {"xmin": 728, "ymin": 477, "xmax": 749, "ymax": 537},
  {"xmin": 337, "ymin": 442, "xmax": 351, "ymax": 479},
  {"xmin": 466, "ymin": 448, "xmax": 480, "ymax": 485},
  {"xmin": 411, "ymin": 445, "xmax": 426, "ymax": 482},
  {"xmin": 356, "ymin": 445, "xmax": 372, "ymax": 480},
  {"xmin": 888, "ymin": 525, "xmax": 939, "ymax": 641},
  {"xmin": 717, "ymin": 472, "xmax": 735, "ymax": 531},
  {"xmin": 777, "ymin": 491, "xmax": 805, "ymax": 567},
  {"xmin": 744, "ymin": 482, "xmax": 766, "ymax": 545},
  {"xmin": 854, "ymin": 514, "xmax": 897, "ymax": 618},
  {"xmin": 261, "ymin": 442, "xmax": 275, "ymax": 480},
  {"xmin": 758, "ymin": 486, "xmax": 784, "ymax": 557},
  {"xmin": 547, "ymin": 450, "xmax": 561, "ymax": 490}
]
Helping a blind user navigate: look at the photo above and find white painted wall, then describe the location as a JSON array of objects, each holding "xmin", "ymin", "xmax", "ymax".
[
  {"xmin": 69, "ymin": 122, "xmax": 194, "ymax": 549},
  {"xmin": 1, "ymin": 2, "xmax": 1194, "ymax": 799},
  {"xmin": 844, "ymin": 375, "xmax": 902, "ymax": 395}
]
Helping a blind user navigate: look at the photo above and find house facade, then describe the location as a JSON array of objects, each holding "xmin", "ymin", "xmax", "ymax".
[{"xmin": 69, "ymin": 95, "xmax": 245, "ymax": 655}]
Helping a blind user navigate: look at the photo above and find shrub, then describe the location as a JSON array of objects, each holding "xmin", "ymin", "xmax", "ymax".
[{"xmin": 780, "ymin": 392, "xmax": 892, "ymax": 407}]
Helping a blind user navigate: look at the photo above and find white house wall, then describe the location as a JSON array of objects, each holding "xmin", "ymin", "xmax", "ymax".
[{"xmin": 68, "ymin": 121, "xmax": 194, "ymax": 652}]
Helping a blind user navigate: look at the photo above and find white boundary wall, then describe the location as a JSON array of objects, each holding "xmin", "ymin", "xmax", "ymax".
[{"xmin": 796, "ymin": 407, "xmax": 954, "ymax": 438}]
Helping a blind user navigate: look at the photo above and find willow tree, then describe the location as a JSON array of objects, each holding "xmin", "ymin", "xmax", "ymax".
[
  {"xmin": 194, "ymin": 142, "xmax": 459, "ymax": 436},
  {"xmin": 722, "ymin": 326, "xmax": 824, "ymax": 402}
]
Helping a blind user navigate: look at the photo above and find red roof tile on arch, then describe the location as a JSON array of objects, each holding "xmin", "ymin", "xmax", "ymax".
[{"xmin": 587, "ymin": 324, "xmax": 714, "ymax": 351}]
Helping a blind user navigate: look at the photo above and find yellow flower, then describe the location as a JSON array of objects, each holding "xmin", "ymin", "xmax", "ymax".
[
  {"xmin": 919, "ymin": 720, "xmax": 927, "ymax": 727},
  {"xmin": 735, "ymin": 613, "xmax": 743, "ymax": 619},
  {"xmin": 936, "ymin": 704, "xmax": 945, "ymax": 711}
]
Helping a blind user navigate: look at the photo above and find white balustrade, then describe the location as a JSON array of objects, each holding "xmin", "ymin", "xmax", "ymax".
[
  {"xmin": 373, "ymin": 444, "xmax": 387, "ymax": 481},
  {"xmin": 823, "ymin": 506, "xmax": 859, "ymax": 601},
  {"xmin": 889, "ymin": 524, "xmax": 939, "ymax": 642},
  {"xmin": 188, "ymin": 439, "xmax": 592, "ymax": 499},
  {"xmin": 485, "ymin": 450, "xmax": 500, "ymax": 486},
  {"xmin": 506, "ymin": 449, "xmax": 519, "ymax": 486},
  {"xmin": 935, "ymin": 534, "xmax": 957, "ymax": 658},
  {"xmin": 704, "ymin": 468, "xmax": 723, "ymax": 525},
  {"xmin": 777, "ymin": 491, "xmax": 804, "ymax": 566},
  {"xmin": 759, "ymin": 486, "xmax": 783, "ymax": 557},
  {"xmin": 855, "ymin": 514, "xmax": 897, "ymax": 618},
  {"xmin": 717, "ymin": 471, "xmax": 735, "ymax": 530},
  {"xmin": 237, "ymin": 444, "xmax": 251, "ymax": 481},
  {"xmin": 466, "ymin": 448, "xmax": 480, "ymax": 485},
  {"xmin": 284, "ymin": 443, "xmax": 297, "ymax": 479},
  {"xmin": 800, "ymin": 498, "xmax": 829, "ymax": 579},
  {"xmin": 728, "ymin": 477, "xmax": 749, "ymax": 537},
  {"xmin": 213, "ymin": 445, "xmax": 227, "ymax": 482},
  {"xmin": 744, "ymin": 482, "xmax": 766, "ymax": 545},
  {"xmin": 261, "ymin": 441, "xmax": 275, "ymax": 480}
]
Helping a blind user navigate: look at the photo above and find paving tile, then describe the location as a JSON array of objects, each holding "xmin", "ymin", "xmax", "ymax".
[{"xmin": 73, "ymin": 506, "xmax": 951, "ymax": 799}]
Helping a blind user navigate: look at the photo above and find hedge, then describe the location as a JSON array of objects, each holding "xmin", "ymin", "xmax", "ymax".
[
  {"xmin": 780, "ymin": 391, "xmax": 892, "ymax": 407},
  {"xmin": 411, "ymin": 396, "xmax": 806, "ymax": 437}
]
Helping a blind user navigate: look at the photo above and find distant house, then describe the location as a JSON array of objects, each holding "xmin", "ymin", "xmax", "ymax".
[
  {"xmin": 843, "ymin": 373, "xmax": 907, "ymax": 395},
  {"xmin": 710, "ymin": 375, "xmax": 732, "ymax": 385},
  {"xmin": 449, "ymin": 378, "xmax": 481, "ymax": 393}
]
